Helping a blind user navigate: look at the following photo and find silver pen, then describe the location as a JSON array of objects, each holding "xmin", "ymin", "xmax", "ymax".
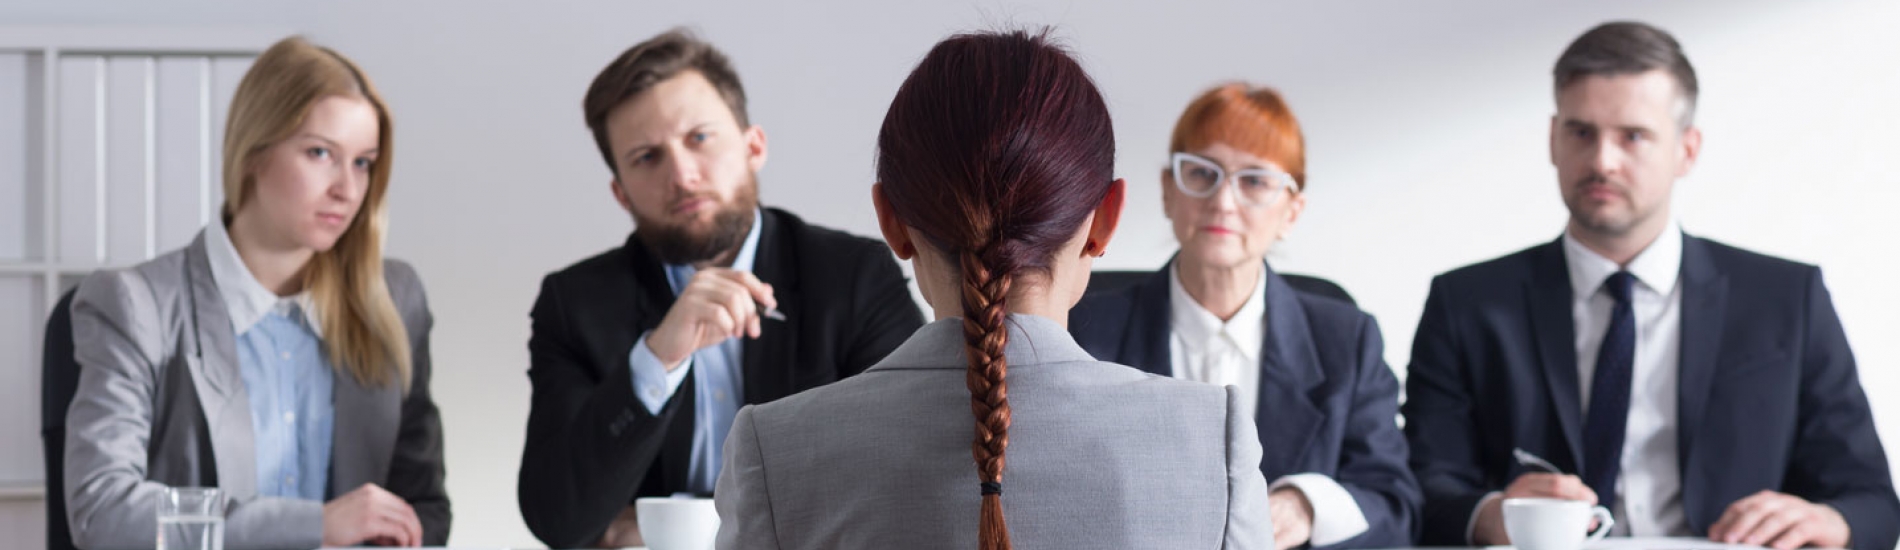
[{"xmin": 1513, "ymin": 447, "xmax": 1564, "ymax": 474}]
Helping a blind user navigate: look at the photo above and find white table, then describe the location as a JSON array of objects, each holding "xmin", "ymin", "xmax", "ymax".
[
  {"xmin": 1365, "ymin": 538, "xmax": 1806, "ymax": 550},
  {"xmin": 326, "ymin": 537, "xmax": 1807, "ymax": 550}
]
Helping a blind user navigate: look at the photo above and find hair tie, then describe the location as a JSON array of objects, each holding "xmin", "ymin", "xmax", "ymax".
[{"xmin": 980, "ymin": 481, "xmax": 1003, "ymax": 495}]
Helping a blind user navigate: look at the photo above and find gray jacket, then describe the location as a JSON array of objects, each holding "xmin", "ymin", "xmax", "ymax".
[
  {"xmin": 64, "ymin": 232, "xmax": 449, "ymax": 549},
  {"xmin": 714, "ymin": 314, "xmax": 1273, "ymax": 549}
]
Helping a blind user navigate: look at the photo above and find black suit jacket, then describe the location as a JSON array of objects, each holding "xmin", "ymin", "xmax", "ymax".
[
  {"xmin": 1403, "ymin": 234, "xmax": 1899, "ymax": 548},
  {"xmin": 517, "ymin": 208, "xmax": 925, "ymax": 548},
  {"xmin": 1070, "ymin": 262, "xmax": 1422, "ymax": 549}
]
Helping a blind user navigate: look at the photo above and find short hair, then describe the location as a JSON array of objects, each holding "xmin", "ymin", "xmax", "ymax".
[
  {"xmin": 1169, "ymin": 83, "xmax": 1306, "ymax": 189},
  {"xmin": 1553, "ymin": 21, "xmax": 1699, "ymax": 128},
  {"xmin": 583, "ymin": 28, "xmax": 750, "ymax": 173}
]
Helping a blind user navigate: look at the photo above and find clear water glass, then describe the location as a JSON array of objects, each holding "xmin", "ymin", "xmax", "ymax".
[{"xmin": 157, "ymin": 487, "xmax": 224, "ymax": 550}]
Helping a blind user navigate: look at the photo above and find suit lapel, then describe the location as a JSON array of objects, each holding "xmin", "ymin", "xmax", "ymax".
[
  {"xmin": 740, "ymin": 291, "xmax": 799, "ymax": 402},
  {"xmin": 330, "ymin": 371, "xmax": 398, "ymax": 498},
  {"xmin": 181, "ymin": 235, "xmax": 259, "ymax": 498},
  {"xmin": 1675, "ymin": 234, "xmax": 1728, "ymax": 525},
  {"xmin": 1118, "ymin": 263, "xmax": 1174, "ymax": 377},
  {"xmin": 659, "ymin": 373, "xmax": 697, "ymax": 495},
  {"xmin": 1256, "ymin": 266, "xmax": 1326, "ymax": 476},
  {"xmin": 621, "ymin": 229, "xmax": 697, "ymax": 494},
  {"xmin": 1527, "ymin": 238, "xmax": 1586, "ymax": 470},
  {"xmin": 622, "ymin": 232, "xmax": 682, "ymax": 319},
  {"xmin": 741, "ymin": 209, "xmax": 802, "ymax": 403}
]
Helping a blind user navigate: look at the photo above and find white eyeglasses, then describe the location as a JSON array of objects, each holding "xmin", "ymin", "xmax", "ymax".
[{"xmin": 1170, "ymin": 151, "xmax": 1299, "ymax": 208}]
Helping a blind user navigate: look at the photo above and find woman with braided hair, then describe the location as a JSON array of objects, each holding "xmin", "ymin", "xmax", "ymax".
[{"xmin": 712, "ymin": 29, "xmax": 1273, "ymax": 549}]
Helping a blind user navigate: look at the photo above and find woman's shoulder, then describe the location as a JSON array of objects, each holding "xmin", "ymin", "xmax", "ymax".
[
  {"xmin": 381, "ymin": 257, "xmax": 421, "ymax": 288},
  {"xmin": 1290, "ymin": 285, "xmax": 1378, "ymax": 338},
  {"xmin": 74, "ymin": 246, "xmax": 193, "ymax": 314},
  {"xmin": 67, "ymin": 247, "xmax": 198, "ymax": 370},
  {"xmin": 380, "ymin": 257, "xmax": 428, "ymax": 309},
  {"xmin": 1050, "ymin": 358, "xmax": 1232, "ymax": 405}
]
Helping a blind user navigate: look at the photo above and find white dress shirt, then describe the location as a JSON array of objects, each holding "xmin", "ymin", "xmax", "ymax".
[
  {"xmin": 204, "ymin": 221, "xmax": 321, "ymax": 335},
  {"xmin": 1562, "ymin": 221, "xmax": 1689, "ymax": 536},
  {"xmin": 1169, "ymin": 263, "xmax": 1370, "ymax": 546},
  {"xmin": 1467, "ymin": 221, "xmax": 1691, "ymax": 542},
  {"xmin": 204, "ymin": 221, "xmax": 336, "ymax": 501}
]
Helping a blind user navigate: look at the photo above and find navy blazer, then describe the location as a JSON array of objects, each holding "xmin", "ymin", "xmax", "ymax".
[
  {"xmin": 1071, "ymin": 262, "xmax": 1422, "ymax": 549},
  {"xmin": 1403, "ymin": 234, "xmax": 1898, "ymax": 549}
]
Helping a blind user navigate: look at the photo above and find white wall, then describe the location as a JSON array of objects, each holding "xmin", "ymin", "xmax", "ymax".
[{"xmin": 4, "ymin": 1, "xmax": 1896, "ymax": 547}]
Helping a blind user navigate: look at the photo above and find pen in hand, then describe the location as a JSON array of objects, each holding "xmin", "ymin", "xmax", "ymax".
[{"xmin": 1513, "ymin": 447, "xmax": 1563, "ymax": 474}]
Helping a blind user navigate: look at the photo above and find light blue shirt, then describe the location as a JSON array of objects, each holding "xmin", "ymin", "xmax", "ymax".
[
  {"xmin": 205, "ymin": 222, "xmax": 335, "ymax": 501},
  {"xmin": 235, "ymin": 302, "xmax": 335, "ymax": 501},
  {"xmin": 628, "ymin": 209, "xmax": 763, "ymax": 495}
]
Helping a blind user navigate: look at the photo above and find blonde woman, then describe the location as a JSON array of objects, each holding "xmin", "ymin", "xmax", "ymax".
[{"xmin": 63, "ymin": 37, "xmax": 448, "ymax": 549}]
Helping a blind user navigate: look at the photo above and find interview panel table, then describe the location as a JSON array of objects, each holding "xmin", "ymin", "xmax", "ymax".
[{"xmin": 318, "ymin": 536, "xmax": 1817, "ymax": 550}]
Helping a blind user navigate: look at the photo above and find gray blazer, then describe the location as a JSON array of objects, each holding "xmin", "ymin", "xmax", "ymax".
[
  {"xmin": 714, "ymin": 314, "xmax": 1273, "ymax": 549},
  {"xmin": 64, "ymin": 232, "xmax": 450, "ymax": 550}
]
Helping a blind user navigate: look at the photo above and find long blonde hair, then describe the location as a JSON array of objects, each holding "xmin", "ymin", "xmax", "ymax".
[{"xmin": 222, "ymin": 36, "xmax": 410, "ymax": 390}]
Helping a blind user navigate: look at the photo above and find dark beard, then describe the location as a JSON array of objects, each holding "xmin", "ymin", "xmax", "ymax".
[{"xmin": 635, "ymin": 181, "xmax": 759, "ymax": 266}]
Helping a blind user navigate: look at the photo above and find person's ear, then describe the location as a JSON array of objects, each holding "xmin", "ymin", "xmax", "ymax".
[
  {"xmin": 871, "ymin": 183, "xmax": 916, "ymax": 259},
  {"xmin": 1281, "ymin": 189, "xmax": 1307, "ymax": 240},
  {"xmin": 1159, "ymin": 168, "xmax": 1177, "ymax": 221},
  {"xmin": 610, "ymin": 178, "xmax": 635, "ymax": 214},
  {"xmin": 1084, "ymin": 179, "xmax": 1127, "ymax": 257},
  {"xmin": 744, "ymin": 124, "xmax": 769, "ymax": 173},
  {"xmin": 1678, "ymin": 124, "xmax": 1702, "ymax": 178},
  {"xmin": 1548, "ymin": 115, "xmax": 1560, "ymax": 168}
]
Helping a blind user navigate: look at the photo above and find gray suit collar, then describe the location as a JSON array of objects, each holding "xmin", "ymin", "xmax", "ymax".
[
  {"xmin": 869, "ymin": 314, "xmax": 1096, "ymax": 371},
  {"xmin": 182, "ymin": 230, "xmax": 397, "ymax": 500},
  {"xmin": 181, "ymin": 232, "xmax": 259, "ymax": 498}
]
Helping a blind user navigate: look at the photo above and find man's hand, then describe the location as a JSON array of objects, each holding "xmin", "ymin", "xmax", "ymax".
[
  {"xmin": 1709, "ymin": 491, "xmax": 1850, "ymax": 550},
  {"xmin": 595, "ymin": 505, "xmax": 644, "ymax": 548},
  {"xmin": 1472, "ymin": 473, "xmax": 1599, "ymax": 546},
  {"xmin": 1269, "ymin": 487, "xmax": 1315, "ymax": 550},
  {"xmin": 646, "ymin": 269, "xmax": 776, "ymax": 369}
]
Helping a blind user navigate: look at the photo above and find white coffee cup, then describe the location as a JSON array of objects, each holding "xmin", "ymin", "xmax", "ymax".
[
  {"xmin": 1503, "ymin": 498, "xmax": 1614, "ymax": 550},
  {"xmin": 636, "ymin": 496, "xmax": 720, "ymax": 550}
]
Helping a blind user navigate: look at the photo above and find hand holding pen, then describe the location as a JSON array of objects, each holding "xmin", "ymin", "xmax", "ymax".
[
  {"xmin": 1471, "ymin": 448, "xmax": 1604, "ymax": 546},
  {"xmin": 646, "ymin": 268, "xmax": 784, "ymax": 370},
  {"xmin": 1507, "ymin": 447, "xmax": 1599, "ymax": 504}
]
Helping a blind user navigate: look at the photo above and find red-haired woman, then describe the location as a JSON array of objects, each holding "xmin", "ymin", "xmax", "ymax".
[
  {"xmin": 711, "ymin": 31, "xmax": 1275, "ymax": 549},
  {"xmin": 1071, "ymin": 84, "xmax": 1420, "ymax": 550}
]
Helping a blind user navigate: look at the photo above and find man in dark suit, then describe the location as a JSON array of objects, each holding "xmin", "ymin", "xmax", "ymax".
[
  {"xmin": 1403, "ymin": 21, "xmax": 1897, "ymax": 550},
  {"xmin": 516, "ymin": 29, "xmax": 925, "ymax": 548}
]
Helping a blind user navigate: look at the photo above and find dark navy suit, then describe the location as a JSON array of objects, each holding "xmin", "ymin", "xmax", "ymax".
[
  {"xmin": 1072, "ymin": 262, "xmax": 1421, "ymax": 549},
  {"xmin": 1402, "ymin": 235, "xmax": 1898, "ymax": 549}
]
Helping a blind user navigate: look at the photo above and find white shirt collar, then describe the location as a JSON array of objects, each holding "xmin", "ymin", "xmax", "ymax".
[
  {"xmin": 204, "ymin": 221, "xmax": 321, "ymax": 336},
  {"xmin": 1561, "ymin": 217, "xmax": 1684, "ymax": 299},
  {"xmin": 1167, "ymin": 261, "xmax": 1268, "ymax": 361}
]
